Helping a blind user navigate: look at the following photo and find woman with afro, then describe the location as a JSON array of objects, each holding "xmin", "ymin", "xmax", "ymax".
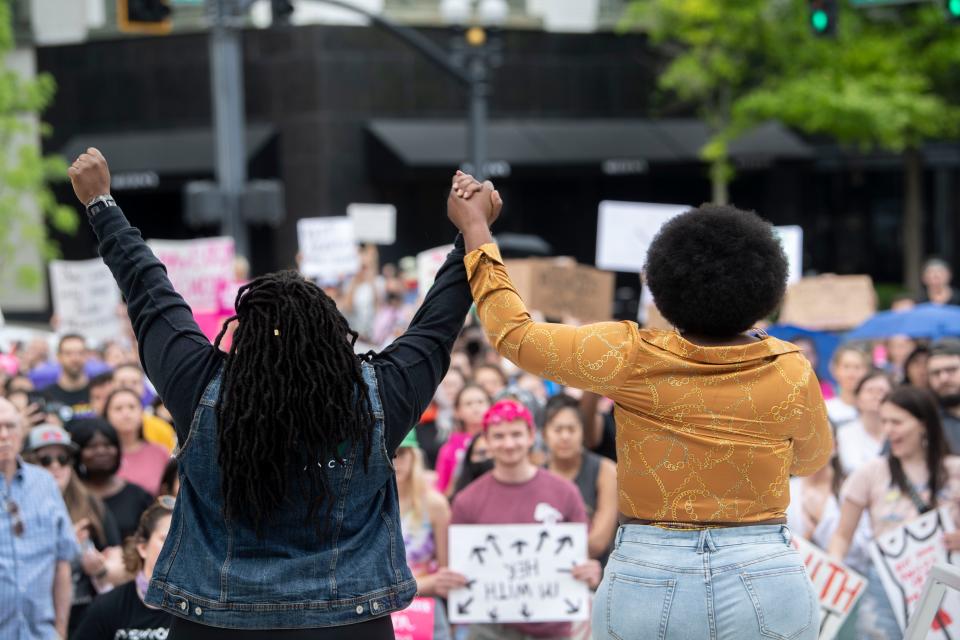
[{"xmin": 447, "ymin": 172, "xmax": 832, "ymax": 640}]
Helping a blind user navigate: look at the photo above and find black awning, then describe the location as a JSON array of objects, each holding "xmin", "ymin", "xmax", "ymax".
[
  {"xmin": 59, "ymin": 124, "xmax": 276, "ymax": 175},
  {"xmin": 366, "ymin": 118, "xmax": 812, "ymax": 169}
]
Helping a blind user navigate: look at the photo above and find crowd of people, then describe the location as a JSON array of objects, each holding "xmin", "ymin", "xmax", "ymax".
[{"xmin": 1, "ymin": 154, "xmax": 959, "ymax": 639}]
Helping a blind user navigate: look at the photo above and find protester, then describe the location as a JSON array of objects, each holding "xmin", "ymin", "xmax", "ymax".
[
  {"xmin": 928, "ymin": 339, "xmax": 960, "ymax": 451},
  {"xmin": 159, "ymin": 457, "xmax": 180, "ymax": 496},
  {"xmin": 88, "ymin": 370, "xmax": 114, "ymax": 416},
  {"xmin": 450, "ymin": 399, "xmax": 601, "ymax": 640},
  {"xmin": 70, "ymin": 417, "xmax": 154, "ymax": 540},
  {"xmin": 450, "ymin": 432, "xmax": 493, "ymax": 497},
  {"xmin": 903, "ymin": 344, "xmax": 931, "ymax": 389},
  {"xmin": 0, "ymin": 397, "xmax": 78, "ymax": 640},
  {"xmin": 105, "ymin": 387, "xmax": 170, "ymax": 495},
  {"xmin": 786, "ymin": 453, "xmax": 841, "ymax": 550},
  {"xmin": 22, "ymin": 423, "xmax": 125, "ymax": 634},
  {"xmin": 42, "ymin": 333, "xmax": 93, "ymax": 420},
  {"xmin": 917, "ymin": 257, "xmax": 960, "ymax": 306},
  {"xmin": 885, "ymin": 334, "xmax": 917, "ymax": 381},
  {"xmin": 792, "ymin": 335, "xmax": 836, "ymax": 400},
  {"xmin": 829, "ymin": 386, "xmax": 960, "ymax": 639},
  {"xmin": 73, "ymin": 498, "xmax": 175, "ymax": 640},
  {"xmin": 417, "ymin": 367, "xmax": 467, "ymax": 470},
  {"xmin": 112, "ymin": 363, "xmax": 176, "ymax": 453},
  {"xmin": 542, "ymin": 394, "xmax": 618, "ymax": 562},
  {"xmin": 394, "ymin": 431, "xmax": 461, "ymax": 640},
  {"xmin": 473, "ymin": 363, "xmax": 508, "ymax": 400},
  {"xmin": 826, "ymin": 345, "xmax": 872, "ymax": 430},
  {"xmin": 836, "ymin": 370, "xmax": 894, "ymax": 476},
  {"xmin": 435, "ymin": 384, "xmax": 491, "ymax": 495},
  {"xmin": 68, "ymin": 149, "xmax": 481, "ymax": 637},
  {"xmin": 448, "ymin": 175, "xmax": 831, "ymax": 639}
]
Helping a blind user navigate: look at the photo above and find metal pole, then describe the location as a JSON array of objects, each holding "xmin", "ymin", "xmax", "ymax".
[
  {"xmin": 210, "ymin": 0, "xmax": 250, "ymax": 259},
  {"xmin": 468, "ymin": 51, "xmax": 488, "ymax": 181}
]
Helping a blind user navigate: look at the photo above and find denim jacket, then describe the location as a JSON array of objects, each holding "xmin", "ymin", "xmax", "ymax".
[{"xmin": 145, "ymin": 361, "xmax": 416, "ymax": 628}]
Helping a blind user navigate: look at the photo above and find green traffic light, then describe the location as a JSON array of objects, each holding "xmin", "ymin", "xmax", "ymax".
[
  {"xmin": 950, "ymin": 0, "xmax": 960, "ymax": 16},
  {"xmin": 811, "ymin": 9, "xmax": 830, "ymax": 32}
]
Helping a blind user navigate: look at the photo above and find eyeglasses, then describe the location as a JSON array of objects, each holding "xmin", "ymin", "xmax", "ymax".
[
  {"xmin": 156, "ymin": 495, "xmax": 176, "ymax": 510},
  {"xmin": 6, "ymin": 500, "xmax": 23, "ymax": 537},
  {"xmin": 38, "ymin": 453, "xmax": 73, "ymax": 468}
]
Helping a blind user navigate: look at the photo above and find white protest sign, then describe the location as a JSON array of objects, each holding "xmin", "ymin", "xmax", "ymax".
[
  {"xmin": 416, "ymin": 245, "xmax": 453, "ymax": 297},
  {"xmin": 148, "ymin": 237, "xmax": 235, "ymax": 314},
  {"xmin": 869, "ymin": 507, "xmax": 960, "ymax": 636},
  {"xmin": 790, "ymin": 536, "xmax": 866, "ymax": 640},
  {"xmin": 297, "ymin": 217, "xmax": 359, "ymax": 283},
  {"xmin": 775, "ymin": 225, "xmax": 804, "ymax": 284},
  {"xmin": 48, "ymin": 259, "xmax": 122, "ymax": 347},
  {"xmin": 448, "ymin": 523, "xmax": 589, "ymax": 625},
  {"xmin": 347, "ymin": 203, "xmax": 396, "ymax": 245},
  {"xmin": 596, "ymin": 201, "xmax": 688, "ymax": 273}
]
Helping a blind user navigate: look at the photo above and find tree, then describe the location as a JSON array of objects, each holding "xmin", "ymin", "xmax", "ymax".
[
  {"xmin": 623, "ymin": 0, "xmax": 960, "ymax": 288},
  {"xmin": 0, "ymin": 0, "xmax": 77, "ymax": 294}
]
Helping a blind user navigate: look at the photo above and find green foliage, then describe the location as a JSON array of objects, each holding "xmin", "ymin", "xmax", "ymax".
[
  {"xmin": 0, "ymin": 0, "xmax": 78, "ymax": 292},
  {"xmin": 622, "ymin": 0, "xmax": 960, "ymax": 194}
]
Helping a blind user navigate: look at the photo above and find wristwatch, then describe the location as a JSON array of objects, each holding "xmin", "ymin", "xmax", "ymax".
[{"xmin": 85, "ymin": 194, "xmax": 116, "ymax": 218}]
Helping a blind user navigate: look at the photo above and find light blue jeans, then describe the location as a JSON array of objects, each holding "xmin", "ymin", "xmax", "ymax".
[{"xmin": 592, "ymin": 525, "xmax": 819, "ymax": 640}]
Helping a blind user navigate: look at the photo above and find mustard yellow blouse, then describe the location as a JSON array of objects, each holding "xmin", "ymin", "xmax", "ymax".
[{"xmin": 466, "ymin": 244, "xmax": 833, "ymax": 525}]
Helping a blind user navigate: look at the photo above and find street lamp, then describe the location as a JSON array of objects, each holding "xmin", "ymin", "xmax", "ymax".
[{"xmin": 440, "ymin": 0, "xmax": 507, "ymax": 181}]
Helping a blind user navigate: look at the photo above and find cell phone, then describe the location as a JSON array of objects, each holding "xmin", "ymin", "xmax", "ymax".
[{"xmin": 26, "ymin": 391, "xmax": 46, "ymax": 409}]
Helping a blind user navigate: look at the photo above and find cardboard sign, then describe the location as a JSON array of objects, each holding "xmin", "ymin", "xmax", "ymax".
[
  {"xmin": 779, "ymin": 275, "xmax": 877, "ymax": 331},
  {"xmin": 595, "ymin": 201, "xmax": 688, "ymax": 273},
  {"xmin": 869, "ymin": 508, "xmax": 960, "ymax": 635},
  {"xmin": 297, "ymin": 217, "xmax": 359, "ymax": 283},
  {"xmin": 504, "ymin": 258, "xmax": 614, "ymax": 323},
  {"xmin": 775, "ymin": 225, "xmax": 804, "ymax": 285},
  {"xmin": 391, "ymin": 597, "xmax": 435, "ymax": 640},
  {"xmin": 347, "ymin": 203, "xmax": 397, "ymax": 245},
  {"xmin": 148, "ymin": 237, "xmax": 235, "ymax": 314},
  {"xmin": 448, "ymin": 523, "xmax": 589, "ymax": 625},
  {"xmin": 416, "ymin": 245, "xmax": 453, "ymax": 297},
  {"xmin": 48, "ymin": 259, "xmax": 122, "ymax": 347},
  {"xmin": 791, "ymin": 536, "xmax": 866, "ymax": 640}
]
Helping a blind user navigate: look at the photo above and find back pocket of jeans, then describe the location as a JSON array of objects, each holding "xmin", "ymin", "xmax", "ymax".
[
  {"xmin": 606, "ymin": 573, "xmax": 676, "ymax": 640},
  {"xmin": 741, "ymin": 566, "xmax": 816, "ymax": 640}
]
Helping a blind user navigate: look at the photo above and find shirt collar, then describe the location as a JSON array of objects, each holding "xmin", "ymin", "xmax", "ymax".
[{"xmin": 641, "ymin": 329, "xmax": 801, "ymax": 365}]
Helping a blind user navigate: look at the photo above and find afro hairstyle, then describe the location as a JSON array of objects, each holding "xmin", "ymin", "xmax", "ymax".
[{"xmin": 644, "ymin": 204, "xmax": 788, "ymax": 337}]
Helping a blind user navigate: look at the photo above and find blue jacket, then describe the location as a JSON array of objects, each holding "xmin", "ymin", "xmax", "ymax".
[{"xmin": 90, "ymin": 205, "xmax": 471, "ymax": 629}]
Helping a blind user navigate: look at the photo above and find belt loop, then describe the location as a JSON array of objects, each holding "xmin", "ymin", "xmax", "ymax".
[
  {"xmin": 615, "ymin": 526, "xmax": 624, "ymax": 550},
  {"xmin": 781, "ymin": 525, "xmax": 793, "ymax": 546},
  {"xmin": 705, "ymin": 529, "xmax": 718, "ymax": 553},
  {"xmin": 696, "ymin": 529, "xmax": 707, "ymax": 554}
]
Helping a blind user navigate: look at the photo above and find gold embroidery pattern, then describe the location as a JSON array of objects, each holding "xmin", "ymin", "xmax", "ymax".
[{"xmin": 466, "ymin": 244, "xmax": 833, "ymax": 524}]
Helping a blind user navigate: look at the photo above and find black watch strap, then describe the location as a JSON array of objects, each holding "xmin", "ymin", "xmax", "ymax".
[{"xmin": 86, "ymin": 195, "xmax": 116, "ymax": 218}]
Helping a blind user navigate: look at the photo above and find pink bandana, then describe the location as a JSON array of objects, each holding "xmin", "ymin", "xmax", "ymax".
[{"xmin": 482, "ymin": 399, "xmax": 534, "ymax": 434}]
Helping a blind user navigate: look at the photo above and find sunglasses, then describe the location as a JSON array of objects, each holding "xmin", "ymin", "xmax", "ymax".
[
  {"xmin": 6, "ymin": 500, "xmax": 23, "ymax": 537},
  {"xmin": 38, "ymin": 453, "xmax": 73, "ymax": 468}
]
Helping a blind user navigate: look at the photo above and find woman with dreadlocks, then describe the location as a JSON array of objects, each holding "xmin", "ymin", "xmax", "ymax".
[{"xmin": 69, "ymin": 148, "xmax": 499, "ymax": 639}]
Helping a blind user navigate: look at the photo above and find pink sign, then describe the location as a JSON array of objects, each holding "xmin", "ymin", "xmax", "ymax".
[{"xmin": 391, "ymin": 597, "xmax": 435, "ymax": 640}]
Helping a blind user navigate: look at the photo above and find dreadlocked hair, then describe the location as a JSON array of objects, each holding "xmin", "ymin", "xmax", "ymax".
[{"xmin": 213, "ymin": 270, "xmax": 374, "ymax": 537}]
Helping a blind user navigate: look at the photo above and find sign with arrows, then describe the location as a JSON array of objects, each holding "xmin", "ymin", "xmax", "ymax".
[{"xmin": 448, "ymin": 523, "xmax": 589, "ymax": 624}]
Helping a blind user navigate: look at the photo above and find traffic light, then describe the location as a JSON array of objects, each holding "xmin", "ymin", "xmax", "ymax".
[
  {"xmin": 118, "ymin": 0, "xmax": 172, "ymax": 35},
  {"xmin": 809, "ymin": 0, "xmax": 837, "ymax": 37},
  {"xmin": 947, "ymin": 0, "xmax": 960, "ymax": 22}
]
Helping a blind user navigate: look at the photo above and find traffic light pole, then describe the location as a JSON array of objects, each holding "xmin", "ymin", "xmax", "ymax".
[{"xmin": 209, "ymin": 0, "xmax": 250, "ymax": 259}]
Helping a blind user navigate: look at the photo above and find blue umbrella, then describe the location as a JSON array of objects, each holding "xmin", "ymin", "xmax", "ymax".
[
  {"xmin": 846, "ymin": 303, "xmax": 960, "ymax": 340},
  {"xmin": 766, "ymin": 324, "xmax": 841, "ymax": 383}
]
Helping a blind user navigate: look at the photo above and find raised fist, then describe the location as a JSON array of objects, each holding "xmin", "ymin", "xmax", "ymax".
[{"xmin": 68, "ymin": 147, "xmax": 111, "ymax": 206}]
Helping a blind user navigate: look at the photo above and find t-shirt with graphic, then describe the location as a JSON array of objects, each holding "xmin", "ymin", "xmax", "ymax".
[
  {"xmin": 450, "ymin": 468, "xmax": 588, "ymax": 638},
  {"xmin": 41, "ymin": 382, "xmax": 92, "ymax": 420},
  {"xmin": 72, "ymin": 580, "xmax": 172, "ymax": 640}
]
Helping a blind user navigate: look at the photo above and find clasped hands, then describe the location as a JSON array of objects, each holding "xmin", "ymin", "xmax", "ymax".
[{"xmin": 447, "ymin": 171, "xmax": 503, "ymax": 252}]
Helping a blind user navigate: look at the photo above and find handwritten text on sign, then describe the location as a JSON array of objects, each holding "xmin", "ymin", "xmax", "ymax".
[
  {"xmin": 297, "ymin": 217, "xmax": 359, "ymax": 283},
  {"xmin": 148, "ymin": 237, "xmax": 235, "ymax": 314},
  {"xmin": 448, "ymin": 523, "xmax": 588, "ymax": 624},
  {"xmin": 790, "ymin": 536, "xmax": 866, "ymax": 640},
  {"xmin": 48, "ymin": 259, "xmax": 121, "ymax": 347},
  {"xmin": 870, "ymin": 508, "xmax": 960, "ymax": 637}
]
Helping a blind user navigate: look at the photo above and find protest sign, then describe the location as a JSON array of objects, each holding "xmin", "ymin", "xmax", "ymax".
[
  {"xmin": 448, "ymin": 523, "xmax": 589, "ymax": 625},
  {"xmin": 869, "ymin": 507, "xmax": 960, "ymax": 636},
  {"xmin": 595, "ymin": 201, "xmax": 688, "ymax": 273},
  {"xmin": 779, "ymin": 275, "xmax": 877, "ymax": 331},
  {"xmin": 790, "ymin": 536, "xmax": 866, "ymax": 640},
  {"xmin": 416, "ymin": 245, "xmax": 453, "ymax": 296},
  {"xmin": 775, "ymin": 225, "xmax": 804, "ymax": 285},
  {"xmin": 391, "ymin": 597, "xmax": 435, "ymax": 640},
  {"xmin": 297, "ymin": 217, "xmax": 359, "ymax": 283},
  {"xmin": 505, "ymin": 258, "xmax": 615, "ymax": 323},
  {"xmin": 347, "ymin": 203, "xmax": 396, "ymax": 245},
  {"xmin": 48, "ymin": 259, "xmax": 122, "ymax": 347},
  {"xmin": 148, "ymin": 237, "xmax": 235, "ymax": 314}
]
